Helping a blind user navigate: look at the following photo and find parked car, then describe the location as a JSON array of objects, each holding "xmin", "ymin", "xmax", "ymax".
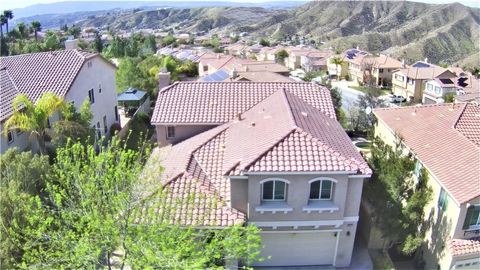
[{"xmin": 385, "ymin": 94, "xmax": 406, "ymax": 103}]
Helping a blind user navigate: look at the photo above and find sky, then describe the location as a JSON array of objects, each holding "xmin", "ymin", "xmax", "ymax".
[{"xmin": 2, "ymin": 0, "xmax": 479, "ymax": 10}]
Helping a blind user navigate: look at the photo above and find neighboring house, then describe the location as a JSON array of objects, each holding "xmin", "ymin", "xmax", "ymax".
[
  {"xmin": 300, "ymin": 50, "xmax": 334, "ymax": 72},
  {"xmin": 199, "ymin": 69, "xmax": 293, "ymax": 83},
  {"xmin": 343, "ymin": 49, "xmax": 371, "ymax": 85},
  {"xmin": 374, "ymin": 103, "xmax": 480, "ymax": 270},
  {"xmin": 284, "ymin": 46, "xmax": 318, "ymax": 70},
  {"xmin": 149, "ymin": 81, "xmax": 371, "ymax": 267},
  {"xmin": 371, "ymin": 54, "xmax": 403, "ymax": 87},
  {"xmin": 423, "ymin": 78, "xmax": 458, "ymax": 104},
  {"xmin": 392, "ymin": 61, "xmax": 457, "ymax": 103},
  {"xmin": 197, "ymin": 53, "xmax": 289, "ymax": 78},
  {"xmin": 455, "ymin": 75, "xmax": 480, "ymax": 104},
  {"xmin": 224, "ymin": 43, "xmax": 248, "ymax": 57},
  {"xmin": 0, "ymin": 49, "xmax": 119, "ymax": 153}
]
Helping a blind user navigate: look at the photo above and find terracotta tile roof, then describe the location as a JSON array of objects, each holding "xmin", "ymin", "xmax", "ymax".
[
  {"xmin": 232, "ymin": 71, "xmax": 295, "ymax": 82},
  {"xmin": 395, "ymin": 62, "xmax": 453, "ymax": 80},
  {"xmin": 454, "ymin": 103, "xmax": 480, "ymax": 146},
  {"xmin": 374, "ymin": 103, "xmax": 480, "ymax": 203},
  {"xmin": 373, "ymin": 55, "xmax": 403, "ymax": 69},
  {"xmin": 0, "ymin": 68, "xmax": 21, "ymax": 122},
  {"xmin": 0, "ymin": 49, "xmax": 98, "ymax": 103},
  {"xmin": 449, "ymin": 237, "xmax": 480, "ymax": 256},
  {"xmin": 152, "ymin": 82, "xmax": 336, "ymax": 124},
  {"xmin": 148, "ymin": 86, "xmax": 370, "ymax": 226}
]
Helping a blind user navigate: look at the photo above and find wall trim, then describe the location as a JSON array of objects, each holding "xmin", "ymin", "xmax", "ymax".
[
  {"xmin": 248, "ymin": 217, "xmax": 359, "ymax": 229},
  {"xmin": 244, "ymin": 171, "xmax": 356, "ymax": 176}
]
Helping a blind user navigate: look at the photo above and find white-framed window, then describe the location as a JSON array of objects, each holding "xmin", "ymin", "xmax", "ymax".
[
  {"xmin": 435, "ymin": 86, "xmax": 441, "ymax": 95},
  {"xmin": 427, "ymin": 83, "xmax": 433, "ymax": 92},
  {"xmin": 407, "ymin": 77, "xmax": 414, "ymax": 85},
  {"xmin": 463, "ymin": 205, "xmax": 480, "ymax": 230},
  {"xmin": 7, "ymin": 131, "xmax": 14, "ymax": 144},
  {"xmin": 379, "ymin": 68, "xmax": 384, "ymax": 73},
  {"xmin": 88, "ymin": 89, "xmax": 95, "ymax": 104},
  {"xmin": 395, "ymin": 74, "xmax": 404, "ymax": 82},
  {"xmin": 166, "ymin": 126, "xmax": 175, "ymax": 139},
  {"xmin": 261, "ymin": 179, "xmax": 288, "ymax": 201},
  {"xmin": 309, "ymin": 179, "xmax": 335, "ymax": 200},
  {"xmin": 438, "ymin": 188, "xmax": 448, "ymax": 212}
]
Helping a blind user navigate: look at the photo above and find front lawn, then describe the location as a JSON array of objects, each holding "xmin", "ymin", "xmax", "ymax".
[{"xmin": 351, "ymin": 85, "xmax": 390, "ymax": 96}]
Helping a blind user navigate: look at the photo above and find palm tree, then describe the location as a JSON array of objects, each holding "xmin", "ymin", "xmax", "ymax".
[
  {"xmin": 0, "ymin": 15, "xmax": 6, "ymax": 37},
  {"xmin": 330, "ymin": 56, "xmax": 344, "ymax": 80},
  {"xmin": 4, "ymin": 92, "xmax": 64, "ymax": 155},
  {"xmin": 3, "ymin": 10, "xmax": 13, "ymax": 33},
  {"xmin": 17, "ymin": 22, "xmax": 27, "ymax": 39},
  {"xmin": 30, "ymin": 20, "xmax": 41, "ymax": 41}
]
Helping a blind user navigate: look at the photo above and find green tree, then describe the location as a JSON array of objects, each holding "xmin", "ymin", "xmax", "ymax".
[
  {"xmin": 162, "ymin": 34, "xmax": 176, "ymax": 46},
  {"xmin": 16, "ymin": 22, "xmax": 28, "ymax": 39},
  {"xmin": 178, "ymin": 60, "xmax": 198, "ymax": 77},
  {"xmin": 259, "ymin": 38, "xmax": 270, "ymax": 47},
  {"xmin": 30, "ymin": 21, "xmax": 41, "ymax": 42},
  {"xmin": 2, "ymin": 138, "xmax": 262, "ymax": 268},
  {"xmin": 275, "ymin": 49, "xmax": 288, "ymax": 64},
  {"xmin": 3, "ymin": 10, "xmax": 13, "ymax": 33},
  {"xmin": 3, "ymin": 92, "xmax": 64, "ymax": 155},
  {"xmin": 143, "ymin": 34, "xmax": 157, "ymax": 54},
  {"xmin": 93, "ymin": 32, "xmax": 103, "ymax": 53},
  {"xmin": 330, "ymin": 87, "xmax": 348, "ymax": 128},
  {"xmin": 43, "ymin": 31, "xmax": 61, "ymax": 50},
  {"xmin": 116, "ymin": 57, "xmax": 141, "ymax": 93},
  {"xmin": 51, "ymin": 100, "xmax": 94, "ymax": 149},
  {"xmin": 330, "ymin": 56, "xmax": 344, "ymax": 79},
  {"xmin": 0, "ymin": 15, "xmax": 5, "ymax": 37},
  {"xmin": 67, "ymin": 24, "xmax": 81, "ymax": 38},
  {"xmin": 365, "ymin": 137, "xmax": 433, "ymax": 254},
  {"xmin": 444, "ymin": 93, "xmax": 455, "ymax": 103},
  {"xmin": 0, "ymin": 149, "xmax": 50, "ymax": 268}
]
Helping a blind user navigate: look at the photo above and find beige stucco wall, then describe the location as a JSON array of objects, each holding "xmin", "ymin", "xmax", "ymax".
[
  {"xmin": 155, "ymin": 124, "xmax": 217, "ymax": 146},
  {"xmin": 230, "ymin": 178, "xmax": 248, "ymax": 214},
  {"xmin": 374, "ymin": 119, "xmax": 479, "ymax": 270},
  {"xmin": 0, "ymin": 123, "xmax": 29, "ymax": 154},
  {"xmin": 65, "ymin": 57, "xmax": 118, "ymax": 137},
  {"xmin": 247, "ymin": 174, "xmax": 352, "ymax": 222}
]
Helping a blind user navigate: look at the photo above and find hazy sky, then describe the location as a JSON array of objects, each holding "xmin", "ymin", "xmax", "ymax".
[{"xmin": 3, "ymin": 0, "xmax": 479, "ymax": 10}]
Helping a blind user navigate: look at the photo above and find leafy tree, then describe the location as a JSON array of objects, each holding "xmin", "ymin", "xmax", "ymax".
[
  {"xmin": 0, "ymin": 15, "xmax": 6, "ymax": 37},
  {"xmin": 259, "ymin": 38, "xmax": 270, "ymax": 47},
  {"xmin": 93, "ymin": 32, "xmax": 103, "ymax": 53},
  {"xmin": 275, "ymin": 49, "xmax": 288, "ymax": 64},
  {"xmin": 43, "ymin": 31, "xmax": 61, "ymax": 50},
  {"xmin": 0, "ymin": 149, "xmax": 50, "ymax": 268},
  {"xmin": 348, "ymin": 87, "xmax": 384, "ymax": 132},
  {"xmin": 143, "ymin": 34, "xmax": 157, "ymax": 54},
  {"xmin": 3, "ymin": 10, "xmax": 13, "ymax": 33},
  {"xmin": 365, "ymin": 136, "xmax": 433, "ymax": 254},
  {"xmin": 3, "ymin": 92, "xmax": 64, "ymax": 155},
  {"xmin": 16, "ymin": 22, "xmax": 28, "ymax": 39},
  {"xmin": 444, "ymin": 93, "xmax": 455, "ymax": 103},
  {"xmin": 116, "ymin": 57, "xmax": 141, "ymax": 93},
  {"xmin": 67, "ymin": 24, "xmax": 81, "ymax": 38},
  {"xmin": 230, "ymin": 35, "xmax": 239, "ymax": 43},
  {"xmin": 30, "ymin": 21, "xmax": 41, "ymax": 41},
  {"xmin": 161, "ymin": 34, "xmax": 176, "ymax": 46},
  {"xmin": 330, "ymin": 87, "xmax": 348, "ymax": 128},
  {"xmin": 51, "ymin": 100, "xmax": 94, "ymax": 149},
  {"xmin": 2, "ymin": 138, "xmax": 262, "ymax": 268},
  {"xmin": 178, "ymin": 60, "xmax": 198, "ymax": 77}
]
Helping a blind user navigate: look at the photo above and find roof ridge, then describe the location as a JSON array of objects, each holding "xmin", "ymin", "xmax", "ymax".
[
  {"xmin": 374, "ymin": 103, "xmax": 462, "ymax": 112},
  {"xmin": 279, "ymin": 87, "xmax": 297, "ymax": 127},
  {"xmin": 159, "ymin": 81, "xmax": 180, "ymax": 94}
]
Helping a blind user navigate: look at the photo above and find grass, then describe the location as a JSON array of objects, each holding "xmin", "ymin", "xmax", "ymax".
[
  {"xmin": 125, "ymin": 112, "xmax": 155, "ymax": 150},
  {"xmin": 350, "ymin": 85, "xmax": 390, "ymax": 96}
]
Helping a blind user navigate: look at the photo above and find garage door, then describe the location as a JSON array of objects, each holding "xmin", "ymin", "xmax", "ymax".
[{"xmin": 253, "ymin": 231, "xmax": 337, "ymax": 267}]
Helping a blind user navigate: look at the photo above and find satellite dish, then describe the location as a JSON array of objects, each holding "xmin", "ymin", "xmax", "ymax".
[{"xmin": 365, "ymin": 106, "xmax": 372, "ymax": 115}]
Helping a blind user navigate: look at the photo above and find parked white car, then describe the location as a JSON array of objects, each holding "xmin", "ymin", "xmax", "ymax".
[{"xmin": 385, "ymin": 94, "xmax": 406, "ymax": 103}]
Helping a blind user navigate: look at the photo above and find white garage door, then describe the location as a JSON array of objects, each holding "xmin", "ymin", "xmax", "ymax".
[{"xmin": 254, "ymin": 231, "xmax": 337, "ymax": 267}]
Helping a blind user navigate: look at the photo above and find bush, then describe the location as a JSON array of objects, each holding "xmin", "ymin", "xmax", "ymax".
[{"xmin": 109, "ymin": 122, "xmax": 122, "ymax": 136}]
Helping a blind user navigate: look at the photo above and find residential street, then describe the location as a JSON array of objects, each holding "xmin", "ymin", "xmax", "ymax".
[{"xmin": 331, "ymin": 80, "xmax": 364, "ymax": 115}]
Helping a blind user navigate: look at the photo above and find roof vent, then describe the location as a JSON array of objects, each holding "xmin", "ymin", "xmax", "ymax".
[
  {"xmin": 236, "ymin": 112, "xmax": 242, "ymax": 121},
  {"xmin": 251, "ymin": 122, "xmax": 256, "ymax": 127},
  {"xmin": 301, "ymin": 111, "xmax": 308, "ymax": 117},
  {"xmin": 216, "ymin": 54, "xmax": 221, "ymax": 59},
  {"xmin": 411, "ymin": 108, "xmax": 417, "ymax": 116}
]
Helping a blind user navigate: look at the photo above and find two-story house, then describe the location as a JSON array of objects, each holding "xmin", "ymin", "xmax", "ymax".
[
  {"xmin": 392, "ymin": 61, "xmax": 457, "ymax": 103},
  {"xmin": 371, "ymin": 54, "xmax": 403, "ymax": 87},
  {"xmin": 149, "ymin": 82, "xmax": 371, "ymax": 267},
  {"xmin": 0, "ymin": 48, "xmax": 119, "ymax": 153},
  {"xmin": 300, "ymin": 50, "xmax": 334, "ymax": 72},
  {"xmin": 342, "ymin": 49, "xmax": 370, "ymax": 84},
  {"xmin": 374, "ymin": 103, "xmax": 480, "ymax": 270},
  {"xmin": 423, "ymin": 78, "xmax": 458, "ymax": 104}
]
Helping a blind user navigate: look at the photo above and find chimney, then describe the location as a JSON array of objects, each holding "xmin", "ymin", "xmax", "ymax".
[
  {"xmin": 158, "ymin": 69, "xmax": 171, "ymax": 92},
  {"xmin": 244, "ymin": 65, "xmax": 249, "ymax": 72},
  {"xmin": 424, "ymin": 58, "xmax": 428, "ymax": 63},
  {"xmin": 65, "ymin": 38, "xmax": 78, "ymax": 50},
  {"xmin": 230, "ymin": 67, "xmax": 238, "ymax": 79},
  {"xmin": 401, "ymin": 59, "xmax": 405, "ymax": 68},
  {"xmin": 236, "ymin": 112, "xmax": 242, "ymax": 121},
  {"xmin": 216, "ymin": 54, "xmax": 221, "ymax": 59}
]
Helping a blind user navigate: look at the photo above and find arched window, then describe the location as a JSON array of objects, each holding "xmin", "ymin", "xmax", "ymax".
[
  {"xmin": 309, "ymin": 179, "xmax": 335, "ymax": 200},
  {"xmin": 261, "ymin": 179, "xmax": 289, "ymax": 201}
]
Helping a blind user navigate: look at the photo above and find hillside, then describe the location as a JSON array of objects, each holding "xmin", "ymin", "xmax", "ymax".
[
  {"xmin": 16, "ymin": 1, "xmax": 479, "ymax": 67},
  {"xmin": 254, "ymin": 1, "xmax": 480, "ymax": 65}
]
